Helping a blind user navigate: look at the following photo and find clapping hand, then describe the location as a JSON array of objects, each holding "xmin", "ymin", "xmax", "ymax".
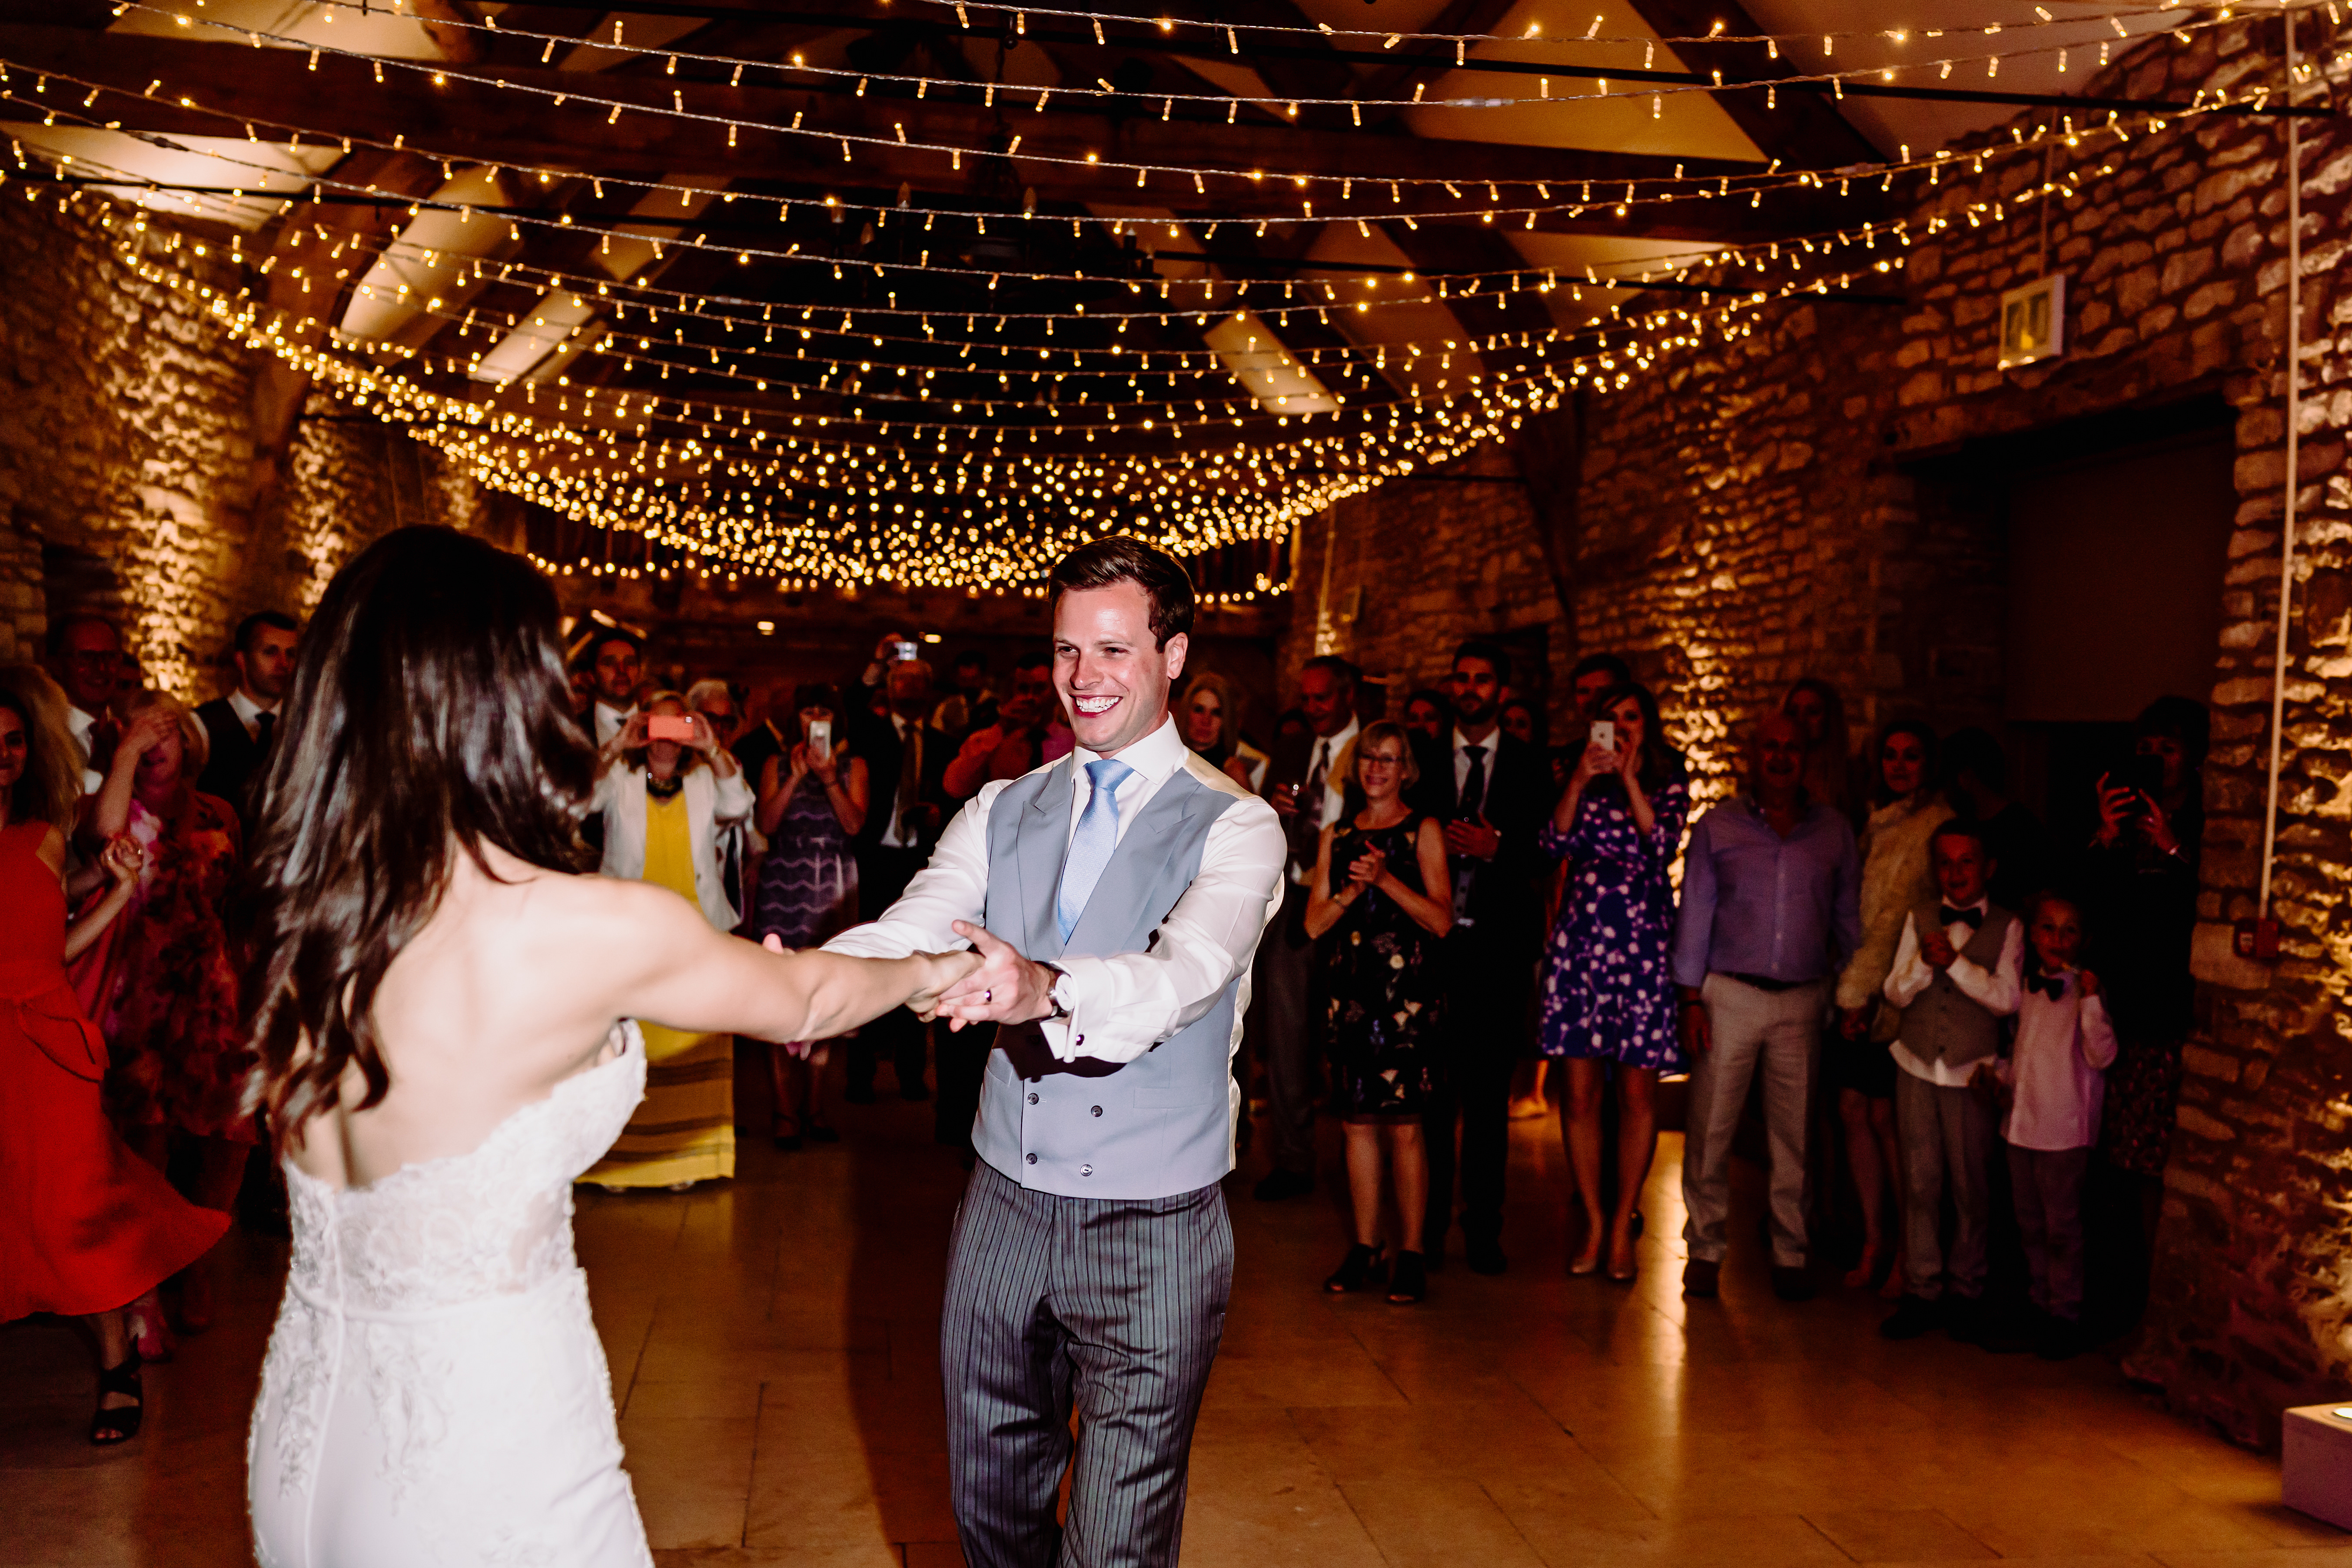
[
  {"xmin": 1443, "ymin": 814, "xmax": 1502, "ymax": 860},
  {"xmin": 1920, "ymin": 926, "xmax": 1959, "ymax": 969},
  {"xmin": 1346, "ymin": 844, "xmax": 1385, "ymax": 892}
]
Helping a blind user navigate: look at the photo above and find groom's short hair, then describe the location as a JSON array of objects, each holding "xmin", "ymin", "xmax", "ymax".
[{"xmin": 1049, "ymin": 536, "xmax": 1195, "ymax": 649}]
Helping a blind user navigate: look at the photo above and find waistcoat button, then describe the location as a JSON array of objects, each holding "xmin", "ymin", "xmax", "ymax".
[
  {"xmin": 1090, "ymin": 1106, "xmax": 1103, "ymax": 1117},
  {"xmin": 1075, "ymin": 1034, "xmax": 1085, "ymax": 1047},
  {"xmin": 1027, "ymin": 1092, "xmax": 1039, "ymax": 1105},
  {"xmin": 1025, "ymin": 1153, "xmax": 1038, "ymax": 1165},
  {"xmin": 1080, "ymin": 1164, "xmax": 1093, "ymax": 1177}
]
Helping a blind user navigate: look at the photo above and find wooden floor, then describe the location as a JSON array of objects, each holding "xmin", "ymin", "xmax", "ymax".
[{"xmin": 4, "ymin": 1078, "xmax": 2345, "ymax": 1568}]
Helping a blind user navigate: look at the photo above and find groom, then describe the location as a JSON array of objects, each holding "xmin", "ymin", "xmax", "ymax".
[{"xmin": 825, "ymin": 535, "xmax": 1286, "ymax": 1567}]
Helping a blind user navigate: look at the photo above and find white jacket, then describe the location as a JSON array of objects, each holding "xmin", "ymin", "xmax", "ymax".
[{"xmin": 593, "ymin": 763, "xmax": 756, "ymax": 931}]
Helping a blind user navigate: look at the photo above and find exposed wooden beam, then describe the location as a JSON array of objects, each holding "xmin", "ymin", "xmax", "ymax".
[
  {"xmin": 1354, "ymin": 0, "xmax": 1522, "ymax": 122},
  {"xmin": 1621, "ymin": 0, "xmax": 1884, "ymax": 168},
  {"xmin": 1385, "ymin": 225, "xmax": 1559, "ymax": 383},
  {"xmin": 0, "ymin": 24, "xmax": 1822, "ymax": 237}
]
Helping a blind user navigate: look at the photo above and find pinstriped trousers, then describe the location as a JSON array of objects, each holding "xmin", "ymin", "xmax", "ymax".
[{"xmin": 942, "ymin": 1162, "xmax": 1234, "ymax": 1568}]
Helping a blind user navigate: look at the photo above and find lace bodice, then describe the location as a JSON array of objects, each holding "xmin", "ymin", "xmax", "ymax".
[{"xmin": 282, "ymin": 1028, "xmax": 647, "ymax": 1314}]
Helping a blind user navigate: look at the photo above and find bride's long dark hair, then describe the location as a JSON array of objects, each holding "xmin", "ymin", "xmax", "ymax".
[{"xmin": 242, "ymin": 525, "xmax": 598, "ymax": 1146}]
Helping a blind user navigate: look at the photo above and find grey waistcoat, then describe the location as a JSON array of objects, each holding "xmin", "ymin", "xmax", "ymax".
[
  {"xmin": 973, "ymin": 754, "xmax": 1247, "ymax": 1201},
  {"xmin": 1899, "ymin": 899, "xmax": 2018, "ymax": 1068}
]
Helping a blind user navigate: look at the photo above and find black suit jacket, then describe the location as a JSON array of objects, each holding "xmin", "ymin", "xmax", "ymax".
[
  {"xmin": 1262, "ymin": 726, "xmax": 1368, "ymax": 879},
  {"xmin": 194, "ymin": 697, "xmax": 271, "ymax": 824},
  {"xmin": 856, "ymin": 713, "xmax": 952, "ymax": 854},
  {"xmin": 1409, "ymin": 728, "xmax": 1553, "ymax": 959}
]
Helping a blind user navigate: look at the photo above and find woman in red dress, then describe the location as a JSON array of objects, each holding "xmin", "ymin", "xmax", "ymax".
[
  {"xmin": 76, "ymin": 689, "xmax": 249, "ymax": 1347},
  {"xmin": 0, "ymin": 667, "xmax": 228, "ymax": 1444}
]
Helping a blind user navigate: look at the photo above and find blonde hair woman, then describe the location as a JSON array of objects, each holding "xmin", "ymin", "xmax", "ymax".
[{"xmin": 587, "ymin": 690, "xmax": 756, "ymax": 1190}]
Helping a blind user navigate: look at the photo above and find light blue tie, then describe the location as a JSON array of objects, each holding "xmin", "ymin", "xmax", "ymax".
[{"xmin": 1056, "ymin": 758, "xmax": 1136, "ymax": 942}]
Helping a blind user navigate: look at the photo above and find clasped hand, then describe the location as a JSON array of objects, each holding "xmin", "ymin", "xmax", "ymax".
[{"xmin": 933, "ymin": 920, "xmax": 1055, "ymax": 1032}]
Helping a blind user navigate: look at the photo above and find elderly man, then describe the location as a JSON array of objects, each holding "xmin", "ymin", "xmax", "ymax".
[
  {"xmin": 47, "ymin": 611, "xmax": 126, "ymax": 792},
  {"xmin": 1671, "ymin": 710, "xmax": 1861, "ymax": 1303}
]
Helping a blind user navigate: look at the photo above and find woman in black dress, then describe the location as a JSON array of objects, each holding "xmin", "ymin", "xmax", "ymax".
[{"xmin": 1306, "ymin": 721, "xmax": 1454, "ymax": 1304}]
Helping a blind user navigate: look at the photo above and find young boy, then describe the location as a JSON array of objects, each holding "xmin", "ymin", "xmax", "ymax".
[
  {"xmin": 1977, "ymin": 892, "xmax": 2117, "ymax": 1359},
  {"xmin": 1879, "ymin": 821, "xmax": 2022, "ymax": 1342}
]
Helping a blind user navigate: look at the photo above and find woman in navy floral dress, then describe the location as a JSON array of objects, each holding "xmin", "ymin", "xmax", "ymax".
[{"xmin": 1539, "ymin": 681, "xmax": 1690, "ymax": 1281}]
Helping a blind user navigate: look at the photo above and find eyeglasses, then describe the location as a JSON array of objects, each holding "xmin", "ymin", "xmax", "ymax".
[{"xmin": 1360, "ymin": 753, "xmax": 1406, "ymax": 767}]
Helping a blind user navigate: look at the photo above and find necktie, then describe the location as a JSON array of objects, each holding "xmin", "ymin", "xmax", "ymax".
[
  {"xmin": 2028, "ymin": 971, "xmax": 2066, "ymax": 1000},
  {"xmin": 896, "ymin": 722, "xmax": 923, "ymax": 842},
  {"xmin": 1292, "ymin": 740, "xmax": 1330, "ymax": 863},
  {"xmin": 1939, "ymin": 904, "xmax": 1985, "ymax": 930},
  {"xmin": 1057, "ymin": 758, "xmax": 1136, "ymax": 941},
  {"xmin": 1459, "ymin": 744, "xmax": 1489, "ymax": 819},
  {"xmin": 254, "ymin": 711, "xmax": 276, "ymax": 754}
]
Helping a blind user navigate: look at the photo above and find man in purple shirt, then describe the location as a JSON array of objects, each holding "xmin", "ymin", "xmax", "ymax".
[{"xmin": 1671, "ymin": 711, "xmax": 1862, "ymax": 1304}]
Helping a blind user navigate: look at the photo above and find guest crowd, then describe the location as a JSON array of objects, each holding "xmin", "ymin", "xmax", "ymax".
[{"xmin": 0, "ymin": 582, "xmax": 2205, "ymax": 1448}]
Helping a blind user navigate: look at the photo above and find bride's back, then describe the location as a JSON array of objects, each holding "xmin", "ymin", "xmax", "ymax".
[{"xmin": 243, "ymin": 526, "xmax": 612, "ymax": 1196}]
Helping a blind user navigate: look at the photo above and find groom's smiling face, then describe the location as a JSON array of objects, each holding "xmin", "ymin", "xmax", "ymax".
[{"xmin": 1053, "ymin": 579, "xmax": 1188, "ymax": 760}]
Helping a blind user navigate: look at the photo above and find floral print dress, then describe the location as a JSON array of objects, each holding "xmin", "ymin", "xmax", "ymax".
[
  {"xmin": 1537, "ymin": 771, "xmax": 1691, "ymax": 1069},
  {"xmin": 1319, "ymin": 815, "xmax": 1446, "ymax": 1121}
]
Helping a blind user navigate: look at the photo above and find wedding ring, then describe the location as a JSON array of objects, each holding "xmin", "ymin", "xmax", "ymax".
[{"xmin": 985, "ymin": 989, "xmax": 994, "ymax": 1003}]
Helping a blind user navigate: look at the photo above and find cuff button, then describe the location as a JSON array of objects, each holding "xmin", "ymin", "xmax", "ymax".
[
  {"xmin": 1024, "ymin": 1153, "xmax": 1038, "ymax": 1165},
  {"xmin": 1090, "ymin": 1106, "xmax": 1103, "ymax": 1117},
  {"xmin": 1080, "ymin": 1164, "xmax": 1093, "ymax": 1177}
]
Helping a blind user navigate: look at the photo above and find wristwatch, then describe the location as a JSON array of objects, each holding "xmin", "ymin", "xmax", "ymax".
[{"xmin": 1041, "ymin": 963, "xmax": 1073, "ymax": 1022}]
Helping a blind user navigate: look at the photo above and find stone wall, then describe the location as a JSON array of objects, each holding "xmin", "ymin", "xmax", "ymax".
[
  {"xmin": 1282, "ymin": 18, "xmax": 2352, "ymax": 1443},
  {"xmin": 0, "ymin": 189, "xmax": 482, "ymax": 694}
]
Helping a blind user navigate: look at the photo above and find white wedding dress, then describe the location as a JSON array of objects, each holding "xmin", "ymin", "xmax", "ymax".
[{"xmin": 249, "ymin": 1027, "xmax": 654, "ymax": 1568}]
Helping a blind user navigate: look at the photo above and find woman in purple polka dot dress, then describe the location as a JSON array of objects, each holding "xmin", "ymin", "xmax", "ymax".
[{"xmin": 1538, "ymin": 681, "xmax": 1691, "ymax": 1282}]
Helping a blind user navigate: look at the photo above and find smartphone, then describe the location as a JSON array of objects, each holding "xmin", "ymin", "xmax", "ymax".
[
  {"xmin": 1590, "ymin": 719, "xmax": 1616, "ymax": 751},
  {"xmin": 890, "ymin": 639, "xmax": 919, "ymax": 661},
  {"xmin": 808, "ymin": 717, "xmax": 832, "ymax": 762},
  {"xmin": 646, "ymin": 714, "xmax": 695, "ymax": 742}
]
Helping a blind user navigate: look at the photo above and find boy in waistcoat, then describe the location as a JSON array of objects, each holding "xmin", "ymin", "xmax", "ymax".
[{"xmin": 1877, "ymin": 820, "xmax": 2022, "ymax": 1343}]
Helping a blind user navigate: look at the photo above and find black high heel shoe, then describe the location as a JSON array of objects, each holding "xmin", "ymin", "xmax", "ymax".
[
  {"xmin": 90, "ymin": 1355, "xmax": 142, "ymax": 1446},
  {"xmin": 1324, "ymin": 1243, "xmax": 1389, "ymax": 1294}
]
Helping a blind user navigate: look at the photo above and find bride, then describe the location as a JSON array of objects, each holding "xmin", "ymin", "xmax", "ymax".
[{"xmin": 241, "ymin": 526, "xmax": 979, "ymax": 1568}]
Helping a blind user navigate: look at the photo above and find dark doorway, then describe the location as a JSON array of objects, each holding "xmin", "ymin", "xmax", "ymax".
[{"xmin": 1907, "ymin": 395, "xmax": 2237, "ymax": 840}]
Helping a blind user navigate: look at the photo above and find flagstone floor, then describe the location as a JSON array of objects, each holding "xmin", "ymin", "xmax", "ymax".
[{"xmin": 4, "ymin": 1072, "xmax": 2345, "ymax": 1568}]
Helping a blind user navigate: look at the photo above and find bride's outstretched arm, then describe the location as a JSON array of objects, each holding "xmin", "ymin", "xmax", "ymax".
[{"xmin": 577, "ymin": 878, "xmax": 980, "ymax": 1045}]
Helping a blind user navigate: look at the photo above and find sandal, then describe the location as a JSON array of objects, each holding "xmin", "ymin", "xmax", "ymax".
[
  {"xmin": 90, "ymin": 1355, "xmax": 142, "ymax": 1445},
  {"xmin": 1323, "ymin": 1243, "xmax": 1389, "ymax": 1294},
  {"xmin": 1387, "ymin": 1251, "xmax": 1428, "ymax": 1305}
]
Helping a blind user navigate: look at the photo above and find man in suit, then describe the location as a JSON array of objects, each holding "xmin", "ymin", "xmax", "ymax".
[
  {"xmin": 581, "ymin": 628, "xmax": 642, "ymax": 748},
  {"xmin": 849, "ymin": 654, "xmax": 952, "ymax": 1104},
  {"xmin": 46, "ymin": 611, "xmax": 126, "ymax": 794},
  {"xmin": 826, "ymin": 535, "xmax": 1284, "ymax": 1568},
  {"xmin": 1247, "ymin": 654, "xmax": 1362, "ymax": 1201},
  {"xmin": 195, "ymin": 610, "xmax": 298, "ymax": 825},
  {"xmin": 1412, "ymin": 639, "xmax": 1553, "ymax": 1274}
]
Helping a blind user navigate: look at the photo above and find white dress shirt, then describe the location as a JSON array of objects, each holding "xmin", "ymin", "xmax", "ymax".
[
  {"xmin": 1994, "ymin": 972, "xmax": 2120, "ymax": 1150},
  {"xmin": 66, "ymin": 704, "xmax": 102, "ymax": 794},
  {"xmin": 1287, "ymin": 717, "xmax": 1358, "ymax": 885},
  {"xmin": 228, "ymin": 687, "xmax": 275, "ymax": 739},
  {"xmin": 1450, "ymin": 724, "xmax": 1502, "ymax": 801},
  {"xmin": 1884, "ymin": 899, "xmax": 2025, "ymax": 1086},
  {"xmin": 824, "ymin": 715, "xmax": 1287, "ymax": 1067},
  {"xmin": 593, "ymin": 701, "xmax": 630, "ymax": 748}
]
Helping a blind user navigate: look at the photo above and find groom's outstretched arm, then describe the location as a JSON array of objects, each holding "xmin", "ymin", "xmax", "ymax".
[
  {"xmin": 938, "ymin": 785, "xmax": 1286, "ymax": 1065},
  {"xmin": 822, "ymin": 786, "xmax": 1003, "ymax": 960}
]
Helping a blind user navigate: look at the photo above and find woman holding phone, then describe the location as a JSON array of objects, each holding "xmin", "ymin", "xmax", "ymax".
[
  {"xmin": 241, "ymin": 528, "xmax": 977, "ymax": 1567},
  {"xmin": 1537, "ymin": 682, "xmax": 1690, "ymax": 1281},
  {"xmin": 585, "ymin": 691, "xmax": 756, "ymax": 1190},
  {"xmin": 751, "ymin": 684, "xmax": 870, "ymax": 1148}
]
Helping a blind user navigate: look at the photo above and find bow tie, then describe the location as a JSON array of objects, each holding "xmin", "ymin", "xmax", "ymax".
[
  {"xmin": 2028, "ymin": 972, "xmax": 2068, "ymax": 1000},
  {"xmin": 1939, "ymin": 904, "xmax": 1985, "ymax": 930}
]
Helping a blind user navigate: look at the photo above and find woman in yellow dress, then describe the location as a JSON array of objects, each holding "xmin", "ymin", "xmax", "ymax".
[{"xmin": 585, "ymin": 691, "xmax": 756, "ymax": 1190}]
